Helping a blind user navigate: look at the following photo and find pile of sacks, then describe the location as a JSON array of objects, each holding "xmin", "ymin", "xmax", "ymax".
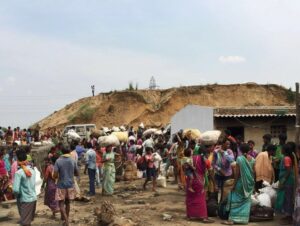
[
  {"xmin": 251, "ymin": 181, "xmax": 277, "ymax": 208},
  {"xmin": 250, "ymin": 181, "xmax": 277, "ymax": 222}
]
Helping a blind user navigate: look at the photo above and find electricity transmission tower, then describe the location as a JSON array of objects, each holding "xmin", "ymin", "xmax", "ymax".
[{"xmin": 149, "ymin": 76, "xmax": 159, "ymax": 89}]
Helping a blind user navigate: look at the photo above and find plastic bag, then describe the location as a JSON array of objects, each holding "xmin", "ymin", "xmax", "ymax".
[
  {"xmin": 157, "ymin": 175, "xmax": 167, "ymax": 188},
  {"xmin": 257, "ymin": 193, "xmax": 272, "ymax": 208},
  {"xmin": 34, "ymin": 167, "xmax": 42, "ymax": 196}
]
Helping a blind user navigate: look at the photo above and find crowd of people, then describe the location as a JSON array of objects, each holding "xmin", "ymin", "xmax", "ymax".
[{"xmin": 1, "ymin": 125, "xmax": 300, "ymax": 226}]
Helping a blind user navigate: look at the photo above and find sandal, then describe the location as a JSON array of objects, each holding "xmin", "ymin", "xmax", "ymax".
[
  {"xmin": 202, "ymin": 218, "xmax": 215, "ymax": 223},
  {"xmin": 222, "ymin": 221, "xmax": 234, "ymax": 225}
]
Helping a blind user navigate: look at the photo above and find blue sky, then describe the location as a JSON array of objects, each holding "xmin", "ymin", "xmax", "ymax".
[{"xmin": 0, "ymin": 0, "xmax": 299, "ymax": 128}]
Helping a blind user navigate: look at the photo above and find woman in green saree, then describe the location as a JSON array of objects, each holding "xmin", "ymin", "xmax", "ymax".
[
  {"xmin": 102, "ymin": 145, "xmax": 116, "ymax": 196},
  {"xmin": 223, "ymin": 144, "xmax": 255, "ymax": 225},
  {"xmin": 275, "ymin": 144, "xmax": 295, "ymax": 225}
]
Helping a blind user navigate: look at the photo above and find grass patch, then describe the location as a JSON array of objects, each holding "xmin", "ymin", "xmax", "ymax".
[{"xmin": 68, "ymin": 103, "xmax": 96, "ymax": 124}]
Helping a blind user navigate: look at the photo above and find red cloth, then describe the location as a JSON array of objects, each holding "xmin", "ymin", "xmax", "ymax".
[
  {"xmin": 284, "ymin": 156, "xmax": 292, "ymax": 168},
  {"xmin": 0, "ymin": 160, "xmax": 7, "ymax": 176},
  {"xmin": 186, "ymin": 155, "xmax": 208, "ymax": 219},
  {"xmin": 96, "ymin": 151, "xmax": 103, "ymax": 167},
  {"xmin": 145, "ymin": 154, "xmax": 154, "ymax": 168}
]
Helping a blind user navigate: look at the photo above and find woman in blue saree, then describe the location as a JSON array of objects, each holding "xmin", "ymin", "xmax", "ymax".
[{"xmin": 223, "ymin": 143, "xmax": 255, "ymax": 225}]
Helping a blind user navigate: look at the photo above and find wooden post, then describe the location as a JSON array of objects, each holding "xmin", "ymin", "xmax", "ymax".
[{"xmin": 296, "ymin": 83, "xmax": 300, "ymax": 147}]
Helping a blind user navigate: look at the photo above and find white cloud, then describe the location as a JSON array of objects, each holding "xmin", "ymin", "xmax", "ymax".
[{"xmin": 219, "ymin": 56, "xmax": 246, "ymax": 64}]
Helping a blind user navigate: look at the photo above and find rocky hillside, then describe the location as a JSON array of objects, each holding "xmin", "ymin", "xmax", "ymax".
[{"xmin": 35, "ymin": 83, "xmax": 294, "ymax": 130}]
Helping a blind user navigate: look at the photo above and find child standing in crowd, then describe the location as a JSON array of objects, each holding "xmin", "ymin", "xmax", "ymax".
[
  {"xmin": 213, "ymin": 140, "xmax": 234, "ymax": 202},
  {"xmin": 247, "ymin": 140, "xmax": 258, "ymax": 159},
  {"xmin": 182, "ymin": 148, "xmax": 195, "ymax": 193},
  {"xmin": 143, "ymin": 146, "xmax": 157, "ymax": 192},
  {"xmin": 95, "ymin": 145, "xmax": 104, "ymax": 188}
]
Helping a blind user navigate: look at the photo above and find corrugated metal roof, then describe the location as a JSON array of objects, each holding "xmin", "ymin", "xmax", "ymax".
[{"xmin": 214, "ymin": 106, "xmax": 296, "ymax": 118}]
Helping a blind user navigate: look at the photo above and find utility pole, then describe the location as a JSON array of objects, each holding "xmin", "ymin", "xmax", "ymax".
[{"xmin": 296, "ymin": 82, "xmax": 300, "ymax": 147}]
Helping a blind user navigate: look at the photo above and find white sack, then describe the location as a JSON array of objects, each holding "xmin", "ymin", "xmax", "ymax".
[
  {"xmin": 112, "ymin": 126, "xmax": 120, "ymax": 132},
  {"xmin": 98, "ymin": 134, "xmax": 120, "ymax": 147},
  {"xmin": 128, "ymin": 136, "xmax": 136, "ymax": 142},
  {"xmin": 34, "ymin": 167, "xmax": 43, "ymax": 196},
  {"xmin": 157, "ymin": 175, "xmax": 167, "ymax": 188},
  {"xmin": 120, "ymin": 126, "xmax": 126, "ymax": 131},
  {"xmin": 259, "ymin": 181, "xmax": 277, "ymax": 201},
  {"xmin": 251, "ymin": 195, "xmax": 260, "ymax": 207},
  {"xmin": 257, "ymin": 193, "xmax": 272, "ymax": 208},
  {"xmin": 143, "ymin": 128, "xmax": 158, "ymax": 137},
  {"xmin": 112, "ymin": 132, "xmax": 128, "ymax": 143},
  {"xmin": 67, "ymin": 130, "xmax": 81, "ymax": 141},
  {"xmin": 200, "ymin": 130, "xmax": 222, "ymax": 145}
]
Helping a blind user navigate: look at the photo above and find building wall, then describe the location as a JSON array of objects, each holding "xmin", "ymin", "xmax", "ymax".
[
  {"xmin": 215, "ymin": 117, "xmax": 296, "ymax": 152},
  {"xmin": 171, "ymin": 105, "xmax": 214, "ymax": 135}
]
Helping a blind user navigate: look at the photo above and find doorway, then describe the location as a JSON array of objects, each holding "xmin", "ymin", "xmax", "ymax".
[{"xmin": 227, "ymin": 126, "xmax": 245, "ymax": 141}]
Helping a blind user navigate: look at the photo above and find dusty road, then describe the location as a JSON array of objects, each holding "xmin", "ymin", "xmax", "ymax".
[{"xmin": 0, "ymin": 175, "xmax": 285, "ymax": 226}]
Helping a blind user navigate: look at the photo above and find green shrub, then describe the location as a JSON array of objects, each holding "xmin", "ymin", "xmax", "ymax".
[
  {"xmin": 286, "ymin": 88, "xmax": 295, "ymax": 103},
  {"xmin": 68, "ymin": 104, "xmax": 96, "ymax": 123},
  {"xmin": 128, "ymin": 82, "xmax": 134, "ymax": 91}
]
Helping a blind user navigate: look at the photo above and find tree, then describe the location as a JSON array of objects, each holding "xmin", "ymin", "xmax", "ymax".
[{"xmin": 128, "ymin": 82, "xmax": 134, "ymax": 91}]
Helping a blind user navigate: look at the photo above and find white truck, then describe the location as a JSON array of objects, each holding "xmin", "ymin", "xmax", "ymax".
[{"xmin": 62, "ymin": 124, "xmax": 96, "ymax": 143}]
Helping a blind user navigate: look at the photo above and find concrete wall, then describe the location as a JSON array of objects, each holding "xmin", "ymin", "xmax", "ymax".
[
  {"xmin": 171, "ymin": 105, "xmax": 214, "ymax": 135},
  {"xmin": 215, "ymin": 117, "xmax": 296, "ymax": 152},
  {"xmin": 31, "ymin": 145, "xmax": 54, "ymax": 173}
]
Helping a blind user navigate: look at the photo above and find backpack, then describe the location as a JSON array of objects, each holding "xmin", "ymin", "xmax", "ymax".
[{"xmin": 137, "ymin": 156, "xmax": 147, "ymax": 171}]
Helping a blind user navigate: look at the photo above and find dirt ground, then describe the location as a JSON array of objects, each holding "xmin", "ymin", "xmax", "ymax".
[{"xmin": 0, "ymin": 173, "xmax": 285, "ymax": 226}]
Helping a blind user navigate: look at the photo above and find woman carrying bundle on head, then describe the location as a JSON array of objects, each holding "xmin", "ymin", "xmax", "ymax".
[{"xmin": 102, "ymin": 145, "xmax": 116, "ymax": 196}]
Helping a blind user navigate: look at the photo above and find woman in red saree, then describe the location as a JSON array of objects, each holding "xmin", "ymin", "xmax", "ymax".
[
  {"xmin": 186, "ymin": 148, "xmax": 214, "ymax": 223},
  {"xmin": 43, "ymin": 157, "xmax": 59, "ymax": 217}
]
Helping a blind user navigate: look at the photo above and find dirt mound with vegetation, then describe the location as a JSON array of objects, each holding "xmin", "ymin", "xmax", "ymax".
[{"xmin": 35, "ymin": 83, "xmax": 294, "ymax": 131}]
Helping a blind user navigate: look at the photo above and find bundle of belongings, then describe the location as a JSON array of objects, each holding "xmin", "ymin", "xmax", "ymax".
[
  {"xmin": 250, "ymin": 181, "xmax": 277, "ymax": 222},
  {"xmin": 0, "ymin": 175, "xmax": 14, "ymax": 201}
]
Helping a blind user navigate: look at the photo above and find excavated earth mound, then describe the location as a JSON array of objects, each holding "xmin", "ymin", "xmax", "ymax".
[{"xmin": 35, "ymin": 83, "xmax": 293, "ymax": 131}]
